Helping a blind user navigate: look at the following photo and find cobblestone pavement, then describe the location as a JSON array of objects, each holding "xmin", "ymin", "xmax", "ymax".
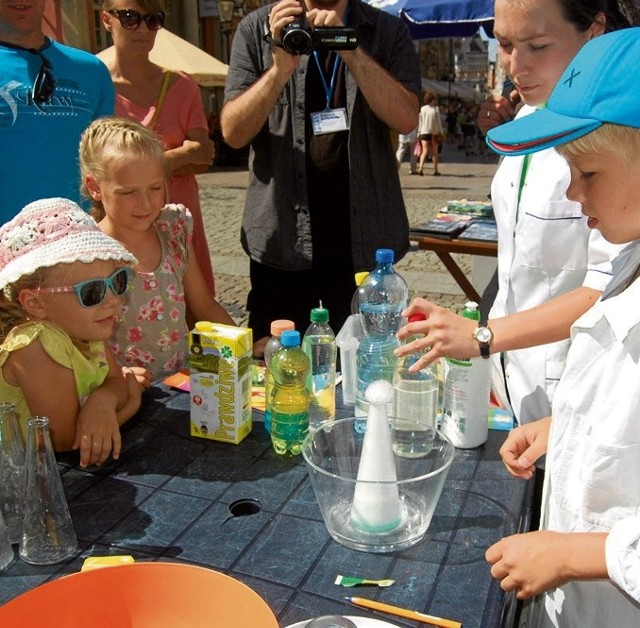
[{"xmin": 197, "ymin": 142, "xmax": 500, "ymax": 327}]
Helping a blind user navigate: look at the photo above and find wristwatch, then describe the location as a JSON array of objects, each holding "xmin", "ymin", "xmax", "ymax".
[{"xmin": 473, "ymin": 321, "xmax": 493, "ymax": 359}]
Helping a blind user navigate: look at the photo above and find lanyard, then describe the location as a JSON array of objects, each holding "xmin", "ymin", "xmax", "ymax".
[
  {"xmin": 313, "ymin": 51, "xmax": 341, "ymax": 109},
  {"xmin": 515, "ymin": 153, "xmax": 531, "ymax": 221}
]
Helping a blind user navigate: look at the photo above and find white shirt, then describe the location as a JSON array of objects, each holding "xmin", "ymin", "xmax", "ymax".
[
  {"xmin": 418, "ymin": 104, "xmax": 443, "ymax": 136},
  {"xmin": 489, "ymin": 105, "xmax": 622, "ymax": 424},
  {"xmin": 527, "ymin": 241, "xmax": 640, "ymax": 627}
]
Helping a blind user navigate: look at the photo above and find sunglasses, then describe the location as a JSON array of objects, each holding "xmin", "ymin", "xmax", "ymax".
[
  {"xmin": 37, "ymin": 268, "xmax": 131, "ymax": 308},
  {"xmin": 31, "ymin": 49, "xmax": 55, "ymax": 103},
  {"xmin": 107, "ymin": 9, "xmax": 165, "ymax": 31}
]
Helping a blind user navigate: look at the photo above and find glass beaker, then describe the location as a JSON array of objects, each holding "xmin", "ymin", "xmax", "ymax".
[
  {"xmin": 0, "ymin": 401, "xmax": 26, "ymax": 543},
  {"xmin": 19, "ymin": 416, "xmax": 77, "ymax": 565}
]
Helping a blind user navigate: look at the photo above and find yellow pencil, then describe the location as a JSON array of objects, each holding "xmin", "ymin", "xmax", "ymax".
[{"xmin": 345, "ymin": 596, "xmax": 462, "ymax": 628}]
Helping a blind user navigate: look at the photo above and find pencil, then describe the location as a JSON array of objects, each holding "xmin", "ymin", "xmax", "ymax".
[{"xmin": 345, "ymin": 596, "xmax": 462, "ymax": 628}]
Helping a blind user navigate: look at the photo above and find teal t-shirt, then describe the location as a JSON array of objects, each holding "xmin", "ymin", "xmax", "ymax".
[{"xmin": 0, "ymin": 38, "xmax": 115, "ymax": 223}]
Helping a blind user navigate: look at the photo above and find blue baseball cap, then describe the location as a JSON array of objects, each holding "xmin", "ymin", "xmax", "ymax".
[{"xmin": 487, "ymin": 27, "xmax": 640, "ymax": 156}]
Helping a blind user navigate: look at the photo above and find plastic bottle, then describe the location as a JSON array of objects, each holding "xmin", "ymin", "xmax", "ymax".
[
  {"xmin": 19, "ymin": 416, "xmax": 77, "ymax": 565},
  {"xmin": 0, "ymin": 401, "xmax": 26, "ymax": 544},
  {"xmin": 302, "ymin": 305, "xmax": 337, "ymax": 427},
  {"xmin": 440, "ymin": 301, "xmax": 491, "ymax": 448},
  {"xmin": 392, "ymin": 312, "xmax": 440, "ymax": 458},
  {"xmin": 263, "ymin": 319, "xmax": 295, "ymax": 435},
  {"xmin": 270, "ymin": 330, "xmax": 311, "ymax": 456},
  {"xmin": 350, "ymin": 271, "xmax": 370, "ymax": 315},
  {"xmin": 355, "ymin": 248, "xmax": 409, "ymax": 418}
]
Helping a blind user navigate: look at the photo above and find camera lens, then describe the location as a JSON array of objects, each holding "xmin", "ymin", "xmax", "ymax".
[{"xmin": 281, "ymin": 22, "xmax": 314, "ymax": 55}]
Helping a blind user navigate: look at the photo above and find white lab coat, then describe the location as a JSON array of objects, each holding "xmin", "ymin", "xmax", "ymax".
[
  {"xmin": 520, "ymin": 241, "xmax": 640, "ymax": 628},
  {"xmin": 489, "ymin": 105, "xmax": 622, "ymax": 424}
]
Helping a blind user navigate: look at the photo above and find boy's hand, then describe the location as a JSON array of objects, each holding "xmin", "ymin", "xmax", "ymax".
[{"xmin": 499, "ymin": 417, "xmax": 551, "ymax": 480}]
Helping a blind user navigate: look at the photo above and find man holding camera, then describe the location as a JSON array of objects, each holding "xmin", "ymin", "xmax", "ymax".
[{"xmin": 221, "ymin": 0, "xmax": 421, "ymax": 355}]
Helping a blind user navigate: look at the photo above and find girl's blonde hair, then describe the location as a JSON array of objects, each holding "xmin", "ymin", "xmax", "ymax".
[
  {"xmin": 0, "ymin": 269, "xmax": 47, "ymax": 343},
  {"xmin": 557, "ymin": 123, "xmax": 640, "ymax": 162},
  {"xmin": 79, "ymin": 116, "xmax": 167, "ymax": 220}
]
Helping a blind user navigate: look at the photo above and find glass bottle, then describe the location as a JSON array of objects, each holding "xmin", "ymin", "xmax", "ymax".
[
  {"xmin": 270, "ymin": 331, "xmax": 310, "ymax": 456},
  {"xmin": 19, "ymin": 416, "xmax": 77, "ymax": 565},
  {"xmin": 0, "ymin": 511, "xmax": 14, "ymax": 571},
  {"xmin": 0, "ymin": 402, "xmax": 25, "ymax": 543}
]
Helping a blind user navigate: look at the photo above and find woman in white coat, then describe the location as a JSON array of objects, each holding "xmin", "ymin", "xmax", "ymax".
[{"xmin": 395, "ymin": 0, "xmax": 638, "ymax": 426}]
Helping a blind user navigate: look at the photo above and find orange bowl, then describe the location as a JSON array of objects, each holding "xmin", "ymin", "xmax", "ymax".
[{"xmin": 0, "ymin": 562, "xmax": 278, "ymax": 627}]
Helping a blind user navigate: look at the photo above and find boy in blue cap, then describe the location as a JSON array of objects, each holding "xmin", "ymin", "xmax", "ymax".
[{"xmin": 485, "ymin": 28, "xmax": 640, "ymax": 627}]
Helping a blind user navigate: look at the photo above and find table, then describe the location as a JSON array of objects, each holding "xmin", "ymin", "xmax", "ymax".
[
  {"xmin": 410, "ymin": 232, "xmax": 498, "ymax": 303},
  {"xmin": 0, "ymin": 386, "xmax": 532, "ymax": 628}
]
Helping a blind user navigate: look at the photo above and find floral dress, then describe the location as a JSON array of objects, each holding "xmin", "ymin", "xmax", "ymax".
[{"xmin": 110, "ymin": 204, "xmax": 191, "ymax": 381}]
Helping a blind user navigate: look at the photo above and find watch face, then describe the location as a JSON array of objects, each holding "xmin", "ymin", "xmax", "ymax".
[{"xmin": 475, "ymin": 327, "xmax": 492, "ymax": 343}]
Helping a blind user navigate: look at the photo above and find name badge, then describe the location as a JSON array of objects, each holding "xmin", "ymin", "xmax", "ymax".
[{"xmin": 310, "ymin": 108, "xmax": 349, "ymax": 135}]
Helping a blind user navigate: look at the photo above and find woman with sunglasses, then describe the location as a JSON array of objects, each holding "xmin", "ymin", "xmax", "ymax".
[
  {"xmin": 80, "ymin": 116, "xmax": 235, "ymax": 382},
  {"xmin": 98, "ymin": 0, "xmax": 217, "ymax": 299},
  {"xmin": 0, "ymin": 198, "xmax": 144, "ymax": 469}
]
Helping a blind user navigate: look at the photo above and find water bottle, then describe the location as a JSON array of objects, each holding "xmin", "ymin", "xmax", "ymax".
[
  {"xmin": 441, "ymin": 301, "xmax": 491, "ymax": 448},
  {"xmin": 302, "ymin": 305, "xmax": 337, "ymax": 427},
  {"xmin": 270, "ymin": 330, "xmax": 310, "ymax": 456},
  {"xmin": 355, "ymin": 248, "xmax": 408, "ymax": 419},
  {"xmin": 263, "ymin": 319, "xmax": 295, "ymax": 434},
  {"xmin": 392, "ymin": 312, "xmax": 440, "ymax": 458}
]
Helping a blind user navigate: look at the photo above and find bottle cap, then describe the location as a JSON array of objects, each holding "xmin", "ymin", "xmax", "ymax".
[
  {"xmin": 408, "ymin": 313, "xmax": 426, "ymax": 323},
  {"xmin": 281, "ymin": 330, "xmax": 300, "ymax": 347},
  {"xmin": 375, "ymin": 248, "xmax": 394, "ymax": 264},
  {"xmin": 354, "ymin": 271, "xmax": 369, "ymax": 287},
  {"xmin": 194, "ymin": 321, "xmax": 214, "ymax": 332},
  {"xmin": 270, "ymin": 319, "xmax": 295, "ymax": 336},
  {"xmin": 461, "ymin": 301, "xmax": 480, "ymax": 321},
  {"xmin": 310, "ymin": 307, "xmax": 329, "ymax": 323}
]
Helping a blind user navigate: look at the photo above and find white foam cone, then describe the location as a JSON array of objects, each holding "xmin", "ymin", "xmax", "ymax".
[{"xmin": 350, "ymin": 381, "xmax": 402, "ymax": 532}]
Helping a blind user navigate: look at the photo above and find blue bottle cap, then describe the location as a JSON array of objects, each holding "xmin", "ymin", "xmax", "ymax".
[
  {"xmin": 375, "ymin": 248, "xmax": 394, "ymax": 264},
  {"xmin": 281, "ymin": 330, "xmax": 300, "ymax": 347}
]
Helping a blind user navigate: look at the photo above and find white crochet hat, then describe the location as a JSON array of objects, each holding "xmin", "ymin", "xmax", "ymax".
[{"xmin": 0, "ymin": 197, "xmax": 137, "ymax": 292}]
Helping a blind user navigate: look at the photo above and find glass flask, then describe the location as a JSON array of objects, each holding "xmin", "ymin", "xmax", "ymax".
[{"xmin": 19, "ymin": 417, "xmax": 77, "ymax": 565}]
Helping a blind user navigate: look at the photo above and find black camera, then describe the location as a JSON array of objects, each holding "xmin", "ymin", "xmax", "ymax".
[{"xmin": 281, "ymin": 21, "xmax": 358, "ymax": 55}]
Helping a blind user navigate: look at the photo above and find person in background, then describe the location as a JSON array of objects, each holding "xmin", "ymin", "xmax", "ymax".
[
  {"xmin": 396, "ymin": 127, "xmax": 419, "ymax": 175},
  {"xmin": 485, "ymin": 27, "xmax": 640, "ymax": 626},
  {"xmin": 79, "ymin": 116, "xmax": 235, "ymax": 382},
  {"xmin": 396, "ymin": 0, "xmax": 638, "ymax": 427},
  {"xmin": 0, "ymin": 198, "xmax": 142, "ymax": 468},
  {"xmin": 98, "ymin": 0, "xmax": 217, "ymax": 296},
  {"xmin": 417, "ymin": 90, "xmax": 443, "ymax": 176},
  {"xmin": 0, "ymin": 0, "xmax": 114, "ymax": 223},
  {"xmin": 221, "ymin": 0, "xmax": 420, "ymax": 357}
]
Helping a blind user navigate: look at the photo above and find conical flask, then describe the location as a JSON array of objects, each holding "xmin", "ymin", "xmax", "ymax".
[
  {"xmin": 0, "ymin": 402, "xmax": 26, "ymax": 544},
  {"xmin": 19, "ymin": 417, "xmax": 77, "ymax": 565},
  {"xmin": 0, "ymin": 511, "xmax": 14, "ymax": 571}
]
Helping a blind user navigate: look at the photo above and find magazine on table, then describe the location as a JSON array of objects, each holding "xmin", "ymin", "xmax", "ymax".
[{"xmin": 457, "ymin": 219, "xmax": 498, "ymax": 242}]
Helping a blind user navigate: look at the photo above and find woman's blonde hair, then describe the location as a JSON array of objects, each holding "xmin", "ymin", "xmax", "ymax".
[
  {"xmin": 79, "ymin": 116, "xmax": 167, "ymax": 220},
  {"xmin": 101, "ymin": 0, "xmax": 166, "ymax": 13},
  {"xmin": 557, "ymin": 123, "xmax": 640, "ymax": 162}
]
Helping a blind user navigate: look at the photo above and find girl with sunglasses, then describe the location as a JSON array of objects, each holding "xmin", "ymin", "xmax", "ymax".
[
  {"xmin": 80, "ymin": 116, "xmax": 235, "ymax": 382},
  {"xmin": 0, "ymin": 198, "xmax": 143, "ymax": 469},
  {"xmin": 98, "ymin": 0, "xmax": 218, "ymax": 300}
]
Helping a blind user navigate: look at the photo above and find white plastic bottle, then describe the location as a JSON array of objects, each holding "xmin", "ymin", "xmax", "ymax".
[
  {"xmin": 440, "ymin": 301, "xmax": 490, "ymax": 448},
  {"xmin": 302, "ymin": 305, "xmax": 337, "ymax": 426}
]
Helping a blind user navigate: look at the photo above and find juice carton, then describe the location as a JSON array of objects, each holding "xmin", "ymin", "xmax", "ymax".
[{"xmin": 189, "ymin": 322, "xmax": 253, "ymax": 444}]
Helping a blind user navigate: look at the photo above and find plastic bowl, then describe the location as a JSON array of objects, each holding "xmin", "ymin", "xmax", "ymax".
[{"xmin": 0, "ymin": 562, "xmax": 278, "ymax": 627}]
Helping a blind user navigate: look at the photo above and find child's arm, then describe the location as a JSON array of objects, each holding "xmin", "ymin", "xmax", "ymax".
[
  {"xmin": 499, "ymin": 417, "xmax": 551, "ymax": 480},
  {"xmin": 182, "ymin": 243, "xmax": 236, "ymax": 327},
  {"xmin": 486, "ymin": 530, "xmax": 608, "ymax": 599}
]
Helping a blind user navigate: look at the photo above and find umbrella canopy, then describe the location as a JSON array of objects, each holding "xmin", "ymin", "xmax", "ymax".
[
  {"xmin": 367, "ymin": 0, "xmax": 494, "ymax": 39},
  {"xmin": 97, "ymin": 28, "xmax": 228, "ymax": 87},
  {"xmin": 421, "ymin": 78, "xmax": 482, "ymax": 101}
]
